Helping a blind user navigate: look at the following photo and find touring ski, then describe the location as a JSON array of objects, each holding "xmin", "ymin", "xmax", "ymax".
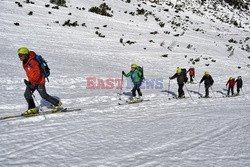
[{"xmin": 0, "ymin": 108, "xmax": 81, "ymax": 121}]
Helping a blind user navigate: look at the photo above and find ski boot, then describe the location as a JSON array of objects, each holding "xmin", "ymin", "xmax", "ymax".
[
  {"xmin": 178, "ymin": 95, "xmax": 185, "ymax": 99},
  {"xmin": 52, "ymin": 101, "xmax": 62, "ymax": 113},
  {"xmin": 131, "ymin": 97, "xmax": 136, "ymax": 103},
  {"xmin": 22, "ymin": 108, "xmax": 38, "ymax": 116},
  {"xmin": 137, "ymin": 96, "xmax": 143, "ymax": 102}
]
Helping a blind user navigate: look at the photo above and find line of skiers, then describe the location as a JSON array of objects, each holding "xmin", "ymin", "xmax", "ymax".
[
  {"xmin": 169, "ymin": 67, "xmax": 243, "ymax": 98},
  {"xmin": 122, "ymin": 64, "xmax": 243, "ymax": 101},
  {"xmin": 17, "ymin": 46, "xmax": 244, "ymax": 113}
]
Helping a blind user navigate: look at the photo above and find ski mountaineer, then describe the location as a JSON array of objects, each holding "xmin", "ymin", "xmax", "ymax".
[
  {"xmin": 18, "ymin": 47, "xmax": 62, "ymax": 116},
  {"xmin": 122, "ymin": 64, "xmax": 143, "ymax": 103},
  {"xmin": 235, "ymin": 76, "xmax": 243, "ymax": 95},
  {"xmin": 187, "ymin": 67, "xmax": 195, "ymax": 83},
  {"xmin": 199, "ymin": 71, "xmax": 214, "ymax": 98},
  {"xmin": 169, "ymin": 67, "xmax": 186, "ymax": 98},
  {"xmin": 226, "ymin": 76, "xmax": 236, "ymax": 96}
]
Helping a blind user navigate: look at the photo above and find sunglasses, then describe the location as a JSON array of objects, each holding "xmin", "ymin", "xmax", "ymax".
[{"xmin": 18, "ymin": 54, "xmax": 26, "ymax": 58}]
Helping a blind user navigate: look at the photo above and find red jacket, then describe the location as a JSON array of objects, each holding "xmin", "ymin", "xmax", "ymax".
[
  {"xmin": 187, "ymin": 68, "xmax": 195, "ymax": 76},
  {"xmin": 226, "ymin": 79, "xmax": 236, "ymax": 87},
  {"xmin": 23, "ymin": 51, "xmax": 45, "ymax": 85}
]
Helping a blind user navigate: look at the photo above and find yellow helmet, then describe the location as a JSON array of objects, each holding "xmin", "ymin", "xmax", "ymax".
[
  {"xmin": 18, "ymin": 47, "xmax": 29, "ymax": 55},
  {"xmin": 131, "ymin": 64, "xmax": 137, "ymax": 68},
  {"xmin": 205, "ymin": 71, "xmax": 209, "ymax": 75},
  {"xmin": 229, "ymin": 76, "xmax": 233, "ymax": 80},
  {"xmin": 238, "ymin": 76, "xmax": 242, "ymax": 79},
  {"xmin": 176, "ymin": 68, "xmax": 182, "ymax": 74}
]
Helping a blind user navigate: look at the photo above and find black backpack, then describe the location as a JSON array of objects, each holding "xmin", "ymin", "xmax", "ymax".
[
  {"xmin": 181, "ymin": 68, "xmax": 188, "ymax": 82},
  {"xmin": 137, "ymin": 66, "xmax": 144, "ymax": 79}
]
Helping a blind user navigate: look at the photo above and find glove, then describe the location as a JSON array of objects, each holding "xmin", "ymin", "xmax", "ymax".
[
  {"xmin": 122, "ymin": 71, "xmax": 125, "ymax": 75},
  {"xmin": 24, "ymin": 79, "xmax": 35, "ymax": 89},
  {"xmin": 24, "ymin": 79, "xmax": 31, "ymax": 86}
]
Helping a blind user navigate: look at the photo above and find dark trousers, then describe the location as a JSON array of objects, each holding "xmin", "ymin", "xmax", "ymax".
[
  {"xmin": 178, "ymin": 84, "xmax": 184, "ymax": 97},
  {"xmin": 227, "ymin": 86, "xmax": 234, "ymax": 96},
  {"xmin": 237, "ymin": 86, "xmax": 241, "ymax": 94},
  {"xmin": 24, "ymin": 84, "xmax": 59, "ymax": 109},
  {"xmin": 132, "ymin": 81, "xmax": 142, "ymax": 97},
  {"xmin": 205, "ymin": 85, "xmax": 210, "ymax": 97},
  {"xmin": 189, "ymin": 75, "xmax": 194, "ymax": 82}
]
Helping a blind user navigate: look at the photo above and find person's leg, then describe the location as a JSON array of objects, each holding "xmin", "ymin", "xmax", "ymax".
[
  {"xmin": 131, "ymin": 89, "xmax": 136, "ymax": 97},
  {"xmin": 237, "ymin": 87, "xmax": 240, "ymax": 94},
  {"xmin": 190, "ymin": 75, "xmax": 193, "ymax": 82},
  {"xmin": 37, "ymin": 84, "xmax": 59, "ymax": 106},
  {"xmin": 178, "ymin": 84, "xmax": 184, "ymax": 97},
  {"xmin": 24, "ymin": 85, "xmax": 36, "ymax": 109},
  {"xmin": 227, "ymin": 86, "xmax": 230, "ymax": 96},
  {"xmin": 135, "ymin": 81, "xmax": 142, "ymax": 97},
  {"xmin": 205, "ymin": 86, "xmax": 209, "ymax": 97},
  {"xmin": 22, "ymin": 85, "xmax": 38, "ymax": 115},
  {"xmin": 137, "ymin": 89, "xmax": 142, "ymax": 96},
  {"xmin": 181, "ymin": 84, "xmax": 184, "ymax": 97}
]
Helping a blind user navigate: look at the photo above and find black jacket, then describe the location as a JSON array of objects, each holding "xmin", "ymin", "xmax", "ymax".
[
  {"xmin": 200, "ymin": 75, "xmax": 214, "ymax": 87},
  {"xmin": 170, "ymin": 73, "xmax": 185, "ymax": 85},
  {"xmin": 236, "ymin": 78, "xmax": 243, "ymax": 87}
]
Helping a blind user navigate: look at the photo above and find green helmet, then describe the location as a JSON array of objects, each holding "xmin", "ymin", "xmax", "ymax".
[
  {"xmin": 18, "ymin": 47, "xmax": 29, "ymax": 55},
  {"xmin": 176, "ymin": 68, "xmax": 182, "ymax": 74},
  {"xmin": 205, "ymin": 71, "xmax": 209, "ymax": 75},
  {"xmin": 131, "ymin": 64, "xmax": 137, "ymax": 68}
]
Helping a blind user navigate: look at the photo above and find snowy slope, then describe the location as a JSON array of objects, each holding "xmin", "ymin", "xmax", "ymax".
[{"xmin": 0, "ymin": 0, "xmax": 250, "ymax": 166}]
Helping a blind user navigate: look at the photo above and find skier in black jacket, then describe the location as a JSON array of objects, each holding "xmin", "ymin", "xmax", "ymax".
[
  {"xmin": 199, "ymin": 71, "xmax": 214, "ymax": 98},
  {"xmin": 169, "ymin": 68, "xmax": 187, "ymax": 98},
  {"xmin": 236, "ymin": 76, "xmax": 243, "ymax": 95}
]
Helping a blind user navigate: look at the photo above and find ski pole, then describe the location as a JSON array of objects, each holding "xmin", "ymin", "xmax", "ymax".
[
  {"xmin": 118, "ymin": 73, "xmax": 124, "ymax": 102},
  {"xmin": 194, "ymin": 77, "xmax": 198, "ymax": 83},
  {"xmin": 198, "ymin": 83, "xmax": 201, "ymax": 94},
  {"xmin": 210, "ymin": 86, "xmax": 216, "ymax": 98},
  {"xmin": 119, "ymin": 74, "xmax": 124, "ymax": 95},
  {"xmin": 198, "ymin": 83, "xmax": 202, "ymax": 97},
  {"xmin": 241, "ymin": 88, "xmax": 244, "ymax": 95},
  {"xmin": 168, "ymin": 79, "xmax": 171, "ymax": 96},
  {"xmin": 185, "ymin": 84, "xmax": 193, "ymax": 100},
  {"xmin": 32, "ymin": 93, "xmax": 46, "ymax": 119}
]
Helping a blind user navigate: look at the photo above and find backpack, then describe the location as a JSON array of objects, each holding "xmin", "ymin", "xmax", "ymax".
[
  {"xmin": 189, "ymin": 68, "xmax": 195, "ymax": 76},
  {"xmin": 137, "ymin": 66, "xmax": 144, "ymax": 79},
  {"xmin": 181, "ymin": 68, "xmax": 188, "ymax": 82},
  {"xmin": 35, "ymin": 55, "xmax": 50, "ymax": 82}
]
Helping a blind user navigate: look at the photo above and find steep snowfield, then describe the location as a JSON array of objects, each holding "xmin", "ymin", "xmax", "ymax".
[{"xmin": 0, "ymin": 0, "xmax": 250, "ymax": 166}]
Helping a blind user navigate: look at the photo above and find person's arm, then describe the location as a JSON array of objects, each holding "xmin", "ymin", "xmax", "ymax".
[
  {"xmin": 200, "ymin": 76, "xmax": 205, "ymax": 84},
  {"xmin": 122, "ymin": 71, "xmax": 132, "ymax": 77},
  {"xmin": 169, "ymin": 73, "xmax": 177, "ymax": 80}
]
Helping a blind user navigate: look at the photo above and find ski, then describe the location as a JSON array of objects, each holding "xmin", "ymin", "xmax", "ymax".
[
  {"xmin": 186, "ymin": 82, "xmax": 197, "ymax": 84},
  {"xmin": 222, "ymin": 94, "xmax": 240, "ymax": 98},
  {"xmin": 0, "ymin": 108, "xmax": 81, "ymax": 121},
  {"xmin": 168, "ymin": 96, "xmax": 189, "ymax": 100},
  {"xmin": 198, "ymin": 96, "xmax": 212, "ymax": 98},
  {"xmin": 118, "ymin": 99, "xmax": 150, "ymax": 105}
]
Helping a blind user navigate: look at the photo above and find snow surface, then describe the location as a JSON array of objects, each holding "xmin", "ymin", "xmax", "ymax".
[{"xmin": 0, "ymin": 0, "xmax": 250, "ymax": 166}]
